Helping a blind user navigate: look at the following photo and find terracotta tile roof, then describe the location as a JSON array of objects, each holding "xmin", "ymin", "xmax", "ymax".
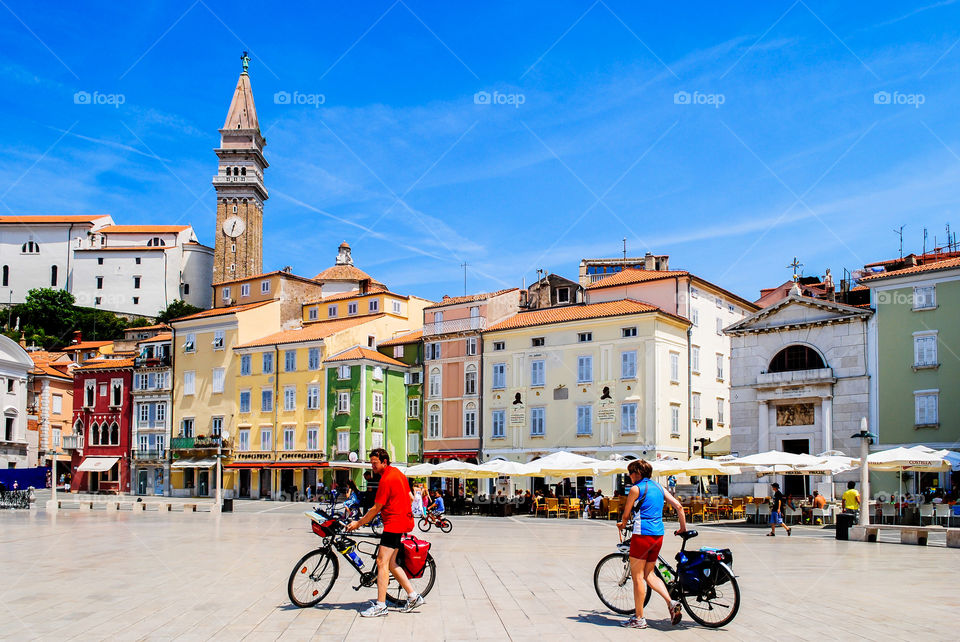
[
  {"xmin": 137, "ymin": 332, "xmax": 172, "ymax": 343},
  {"xmin": 76, "ymin": 358, "xmax": 135, "ymax": 370},
  {"xmin": 304, "ymin": 285, "xmax": 391, "ymax": 304},
  {"xmin": 859, "ymin": 256, "xmax": 960, "ymax": 282},
  {"xmin": 99, "ymin": 225, "xmax": 189, "ymax": 234},
  {"xmin": 215, "ymin": 269, "xmax": 321, "ymax": 287},
  {"xmin": 378, "ymin": 330, "xmax": 423, "ymax": 347},
  {"xmin": 31, "ymin": 362, "xmax": 73, "ymax": 380},
  {"xmin": 126, "ymin": 323, "xmax": 170, "ymax": 332},
  {"xmin": 65, "ymin": 341, "xmax": 112, "ymax": 352},
  {"xmin": 586, "ymin": 269, "xmax": 688, "ymax": 289},
  {"xmin": 169, "ymin": 300, "xmax": 274, "ymax": 322},
  {"xmin": 313, "ymin": 264, "xmax": 382, "ymax": 283},
  {"xmin": 0, "ymin": 215, "xmax": 109, "ymax": 224},
  {"xmin": 325, "ymin": 346, "xmax": 407, "ymax": 367},
  {"xmin": 236, "ymin": 315, "xmax": 384, "ymax": 348},
  {"xmin": 486, "ymin": 299, "xmax": 681, "ymax": 332},
  {"xmin": 75, "ymin": 246, "xmax": 169, "ymax": 252},
  {"xmin": 424, "ymin": 288, "xmax": 519, "ymax": 310}
]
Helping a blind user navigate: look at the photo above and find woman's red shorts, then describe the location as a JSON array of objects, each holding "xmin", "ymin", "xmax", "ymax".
[{"xmin": 629, "ymin": 534, "xmax": 663, "ymax": 562}]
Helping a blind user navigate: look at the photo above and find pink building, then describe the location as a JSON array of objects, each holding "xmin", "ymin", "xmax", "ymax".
[{"xmin": 421, "ymin": 289, "xmax": 520, "ymax": 462}]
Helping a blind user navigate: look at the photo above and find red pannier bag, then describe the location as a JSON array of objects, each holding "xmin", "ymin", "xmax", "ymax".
[{"xmin": 398, "ymin": 534, "xmax": 431, "ymax": 579}]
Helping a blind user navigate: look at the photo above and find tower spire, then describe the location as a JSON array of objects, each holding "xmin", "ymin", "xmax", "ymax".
[{"xmin": 212, "ymin": 55, "xmax": 268, "ymax": 285}]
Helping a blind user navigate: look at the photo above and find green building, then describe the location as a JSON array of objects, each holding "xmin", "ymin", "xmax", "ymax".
[
  {"xmin": 324, "ymin": 346, "xmax": 413, "ymax": 486},
  {"xmin": 863, "ymin": 255, "xmax": 960, "ymax": 491},
  {"xmin": 377, "ymin": 330, "xmax": 425, "ymax": 464}
]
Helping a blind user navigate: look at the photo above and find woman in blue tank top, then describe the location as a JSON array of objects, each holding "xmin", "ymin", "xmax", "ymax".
[{"xmin": 616, "ymin": 459, "xmax": 688, "ymax": 629}]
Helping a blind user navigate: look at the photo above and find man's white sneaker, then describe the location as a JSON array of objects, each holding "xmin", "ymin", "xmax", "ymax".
[
  {"xmin": 360, "ymin": 603, "xmax": 388, "ymax": 618},
  {"xmin": 400, "ymin": 594, "xmax": 424, "ymax": 613}
]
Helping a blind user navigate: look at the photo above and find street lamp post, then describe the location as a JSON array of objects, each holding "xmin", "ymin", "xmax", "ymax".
[
  {"xmin": 215, "ymin": 430, "xmax": 230, "ymax": 512},
  {"xmin": 853, "ymin": 417, "xmax": 875, "ymax": 527}
]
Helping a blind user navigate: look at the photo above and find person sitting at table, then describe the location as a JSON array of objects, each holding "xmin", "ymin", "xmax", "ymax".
[
  {"xmin": 589, "ymin": 490, "xmax": 604, "ymax": 518},
  {"xmin": 812, "ymin": 491, "xmax": 827, "ymax": 509}
]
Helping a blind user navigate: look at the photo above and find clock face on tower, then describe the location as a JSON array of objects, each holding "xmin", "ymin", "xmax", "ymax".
[{"xmin": 222, "ymin": 215, "xmax": 246, "ymax": 238}]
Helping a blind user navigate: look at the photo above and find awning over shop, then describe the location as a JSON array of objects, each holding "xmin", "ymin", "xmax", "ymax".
[
  {"xmin": 171, "ymin": 457, "xmax": 217, "ymax": 469},
  {"xmin": 703, "ymin": 435, "xmax": 731, "ymax": 457},
  {"xmin": 423, "ymin": 451, "xmax": 478, "ymax": 460},
  {"xmin": 268, "ymin": 462, "xmax": 327, "ymax": 469},
  {"xmin": 77, "ymin": 456, "xmax": 119, "ymax": 472},
  {"xmin": 224, "ymin": 462, "xmax": 267, "ymax": 469}
]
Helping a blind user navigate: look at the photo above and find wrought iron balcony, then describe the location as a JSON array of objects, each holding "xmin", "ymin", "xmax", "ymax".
[
  {"xmin": 423, "ymin": 317, "xmax": 486, "ymax": 336},
  {"xmin": 134, "ymin": 355, "xmax": 172, "ymax": 368},
  {"xmin": 171, "ymin": 436, "xmax": 230, "ymax": 450}
]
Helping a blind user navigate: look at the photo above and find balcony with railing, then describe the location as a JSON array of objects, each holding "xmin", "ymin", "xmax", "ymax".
[
  {"xmin": 62, "ymin": 435, "xmax": 80, "ymax": 450},
  {"xmin": 756, "ymin": 367, "xmax": 835, "ymax": 387},
  {"xmin": 423, "ymin": 317, "xmax": 486, "ymax": 336},
  {"xmin": 134, "ymin": 355, "xmax": 172, "ymax": 368},
  {"xmin": 133, "ymin": 449, "xmax": 166, "ymax": 461},
  {"xmin": 171, "ymin": 436, "xmax": 230, "ymax": 450}
]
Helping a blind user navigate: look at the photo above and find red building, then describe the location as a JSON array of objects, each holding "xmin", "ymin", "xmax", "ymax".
[{"xmin": 69, "ymin": 358, "xmax": 134, "ymax": 493}]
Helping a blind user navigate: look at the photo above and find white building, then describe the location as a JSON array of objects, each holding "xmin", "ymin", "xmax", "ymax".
[
  {"xmin": 0, "ymin": 215, "xmax": 113, "ymax": 304},
  {"xmin": 0, "ymin": 217, "xmax": 213, "ymax": 317},
  {"xmin": 585, "ymin": 266, "xmax": 759, "ymax": 460},
  {"xmin": 724, "ymin": 287, "xmax": 871, "ymax": 499},
  {"xmin": 71, "ymin": 225, "xmax": 213, "ymax": 316},
  {"xmin": 1, "ymin": 334, "xmax": 33, "ymax": 469}
]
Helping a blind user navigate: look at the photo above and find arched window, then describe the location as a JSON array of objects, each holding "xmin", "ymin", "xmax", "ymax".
[
  {"xmin": 240, "ymin": 167, "xmax": 246, "ymax": 176},
  {"xmin": 768, "ymin": 345, "xmax": 825, "ymax": 373},
  {"xmin": 74, "ymin": 421, "xmax": 84, "ymax": 449},
  {"xmin": 90, "ymin": 422, "xmax": 99, "ymax": 446},
  {"xmin": 464, "ymin": 364, "xmax": 477, "ymax": 395},
  {"xmin": 100, "ymin": 423, "xmax": 109, "ymax": 446},
  {"xmin": 50, "ymin": 265, "xmax": 58, "ymax": 287},
  {"xmin": 21, "ymin": 241, "xmax": 39, "ymax": 254},
  {"xmin": 110, "ymin": 422, "xmax": 119, "ymax": 445},
  {"xmin": 1, "ymin": 265, "xmax": 8, "ymax": 286},
  {"xmin": 233, "ymin": 167, "xmax": 239, "ymax": 176}
]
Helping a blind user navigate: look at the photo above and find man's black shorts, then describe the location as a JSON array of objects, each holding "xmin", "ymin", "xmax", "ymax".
[{"xmin": 380, "ymin": 531, "xmax": 402, "ymax": 549}]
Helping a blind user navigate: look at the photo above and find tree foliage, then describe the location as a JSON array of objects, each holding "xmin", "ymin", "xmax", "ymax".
[
  {"xmin": 156, "ymin": 300, "xmax": 203, "ymax": 323},
  {"xmin": 1, "ymin": 288, "xmax": 158, "ymax": 350}
]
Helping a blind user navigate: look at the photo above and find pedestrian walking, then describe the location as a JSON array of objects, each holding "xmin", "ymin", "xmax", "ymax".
[
  {"xmin": 767, "ymin": 482, "xmax": 792, "ymax": 537},
  {"xmin": 616, "ymin": 459, "xmax": 687, "ymax": 629}
]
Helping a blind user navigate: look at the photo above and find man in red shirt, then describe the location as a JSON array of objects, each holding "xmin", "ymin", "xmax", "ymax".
[{"xmin": 347, "ymin": 448, "xmax": 421, "ymax": 617}]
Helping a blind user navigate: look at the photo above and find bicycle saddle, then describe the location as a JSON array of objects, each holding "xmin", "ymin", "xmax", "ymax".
[{"xmin": 679, "ymin": 530, "xmax": 698, "ymax": 540}]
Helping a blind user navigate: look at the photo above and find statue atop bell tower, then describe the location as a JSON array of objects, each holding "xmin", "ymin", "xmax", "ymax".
[{"xmin": 213, "ymin": 51, "xmax": 268, "ymax": 284}]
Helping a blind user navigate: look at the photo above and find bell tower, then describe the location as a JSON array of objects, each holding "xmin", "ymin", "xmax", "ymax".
[{"xmin": 213, "ymin": 51, "xmax": 268, "ymax": 284}]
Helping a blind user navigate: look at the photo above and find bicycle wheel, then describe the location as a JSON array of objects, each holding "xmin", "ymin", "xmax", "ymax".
[
  {"xmin": 288, "ymin": 549, "xmax": 339, "ymax": 608},
  {"xmin": 438, "ymin": 518, "xmax": 453, "ymax": 533},
  {"xmin": 593, "ymin": 553, "xmax": 634, "ymax": 614},
  {"xmin": 680, "ymin": 563, "xmax": 740, "ymax": 628},
  {"xmin": 418, "ymin": 518, "xmax": 431, "ymax": 532},
  {"xmin": 371, "ymin": 519, "xmax": 383, "ymax": 536},
  {"xmin": 385, "ymin": 554, "xmax": 437, "ymax": 606}
]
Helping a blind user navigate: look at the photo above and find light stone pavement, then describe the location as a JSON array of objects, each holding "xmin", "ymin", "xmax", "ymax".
[{"xmin": 2, "ymin": 498, "xmax": 958, "ymax": 641}]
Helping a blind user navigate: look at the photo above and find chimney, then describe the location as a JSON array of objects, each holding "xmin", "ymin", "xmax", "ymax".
[
  {"xmin": 72, "ymin": 331, "xmax": 82, "ymax": 345},
  {"xmin": 18, "ymin": 336, "xmax": 27, "ymax": 349},
  {"xmin": 359, "ymin": 279, "xmax": 369, "ymax": 295},
  {"xmin": 644, "ymin": 252, "xmax": 655, "ymax": 270},
  {"xmin": 658, "ymin": 255, "xmax": 669, "ymax": 270}
]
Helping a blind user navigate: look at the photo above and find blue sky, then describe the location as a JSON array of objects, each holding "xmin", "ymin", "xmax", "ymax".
[{"xmin": 3, "ymin": 1, "xmax": 960, "ymax": 303}]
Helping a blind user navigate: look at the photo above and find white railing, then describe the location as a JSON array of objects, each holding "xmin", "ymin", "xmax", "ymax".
[
  {"xmin": 423, "ymin": 317, "xmax": 486, "ymax": 336},
  {"xmin": 756, "ymin": 367, "xmax": 834, "ymax": 386},
  {"xmin": 62, "ymin": 435, "xmax": 80, "ymax": 450}
]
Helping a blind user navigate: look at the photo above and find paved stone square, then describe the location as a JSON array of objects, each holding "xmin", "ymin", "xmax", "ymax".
[{"xmin": 1, "ymin": 501, "xmax": 958, "ymax": 641}]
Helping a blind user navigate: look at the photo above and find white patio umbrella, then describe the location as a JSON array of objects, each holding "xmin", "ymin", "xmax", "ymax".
[
  {"xmin": 403, "ymin": 463, "xmax": 436, "ymax": 477},
  {"xmin": 523, "ymin": 451, "xmax": 604, "ymax": 477},
  {"xmin": 429, "ymin": 459, "xmax": 498, "ymax": 478},
  {"xmin": 476, "ymin": 459, "xmax": 535, "ymax": 476},
  {"xmin": 726, "ymin": 450, "xmax": 825, "ymax": 472},
  {"xmin": 867, "ymin": 446, "xmax": 949, "ymax": 520},
  {"xmin": 654, "ymin": 458, "xmax": 742, "ymax": 477},
  {"xmin": 593, "ymin": 459, "xmax": 629, "ymax": 476}
]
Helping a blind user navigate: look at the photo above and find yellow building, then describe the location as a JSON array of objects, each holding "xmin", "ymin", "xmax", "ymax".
[
  {"xmin": 482, "ymin": 300, "xmax": 690, "ymax": 493},
  {"xmin": 227, "ymin": 289, "xmax": 431, "ymax": 500},
  {"xmin": 169, "ymin": 300, "xmax": 280, "ymax": 497}
]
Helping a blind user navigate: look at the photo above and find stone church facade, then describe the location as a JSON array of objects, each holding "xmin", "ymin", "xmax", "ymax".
[{"xmin": 724, "ymin": 287, "xmax": 872, "ymax": 498}]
